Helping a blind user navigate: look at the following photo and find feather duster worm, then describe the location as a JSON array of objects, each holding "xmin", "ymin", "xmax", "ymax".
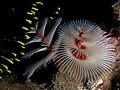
[
  {"xmin": 52, "ymin": 19, "xmax": 116, "ymax": 82},
  {"xmin": 23, "ymin": 18, "xmax": 116, "ymax": 83}
]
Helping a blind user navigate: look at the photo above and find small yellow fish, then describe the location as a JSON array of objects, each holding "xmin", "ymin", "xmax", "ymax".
[{"xmin": 0, "ymin": 0, "xmax": 62, "ymax": 79}]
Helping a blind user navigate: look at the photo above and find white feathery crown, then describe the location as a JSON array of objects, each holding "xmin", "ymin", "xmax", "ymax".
[{"xmin": 52, "ymin": 19, "xmax": 116, "ymax": 82}]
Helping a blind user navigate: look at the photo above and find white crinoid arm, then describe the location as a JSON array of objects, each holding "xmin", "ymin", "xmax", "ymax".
[
  {"xmin": 23, "ymin": 51, "xmax": 55, "ymax": 79},
  {"xmin": 25, "ymin": 17, "xmax": 48, "ymax": 45},
  {"xmin": 23, "ymin": 18, "xmax": 62, "ymax": 59},
  {"xmin": 23, "ymin": 18, "xmax": 63, "ymax": 79},
  {"xmin": 22, "ymin": 47, "xmax": 48, "ymax": 59},
  {"xmin": 44, "ymin": 18, "xmax": 62, "ymax": 46},
  {"xmin": 36, "ymin": 17, "xmax": 48, "ymax": 37},
  {"xmin": 25, "ymin": 36, "xmax": 42, "ymax": 45}
]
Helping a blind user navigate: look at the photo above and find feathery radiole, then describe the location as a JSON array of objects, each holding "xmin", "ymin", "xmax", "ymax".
[{"xmin": 52, "ymin": 19, "xmax": 116, "ymax": 82}]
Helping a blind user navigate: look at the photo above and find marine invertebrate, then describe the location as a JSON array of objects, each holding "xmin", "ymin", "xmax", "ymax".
[
  {"xmin": 0, "ymin": 0, "xmax": 62, "ymax": 79},
  {"xmin": 23, "ymin": 17, "xmax": 62, "ymax": 58},
  {"xmin": 23, "ymin": 18, "xmax": 116, "ymax": 83},
  {"xmin": 54, "ymin": 19, "xmax": 116, "ymax": 82},
  {"xmin": 23, "ymin": 17, "xmax": 62, "ymax": 79}
]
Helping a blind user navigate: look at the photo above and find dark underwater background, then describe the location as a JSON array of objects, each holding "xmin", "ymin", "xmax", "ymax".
[
  {"xmin": 0, "ymin": 0, "xmax": 119, "ymax": 89},
  {"xmin": 6, "ymin": 0, "xmax": 118, "ymax": 33},
  {"xmin": 0, "ymin": 0, "xmax": 118, "ymax": 79}
]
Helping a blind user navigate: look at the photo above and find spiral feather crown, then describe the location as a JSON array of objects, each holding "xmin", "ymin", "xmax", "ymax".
[
  {"xmin": 52, "ymin": 19, "xmax": 116, "ymax": 82},
  {"xmin": 23, "ymin": 18, "xmax": 116, "ymax": 83}
]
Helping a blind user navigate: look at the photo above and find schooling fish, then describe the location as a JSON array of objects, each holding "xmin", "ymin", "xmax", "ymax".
[{"xmin": 0, "ymin": 0, "xmax": 61, "ymax": 79}]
